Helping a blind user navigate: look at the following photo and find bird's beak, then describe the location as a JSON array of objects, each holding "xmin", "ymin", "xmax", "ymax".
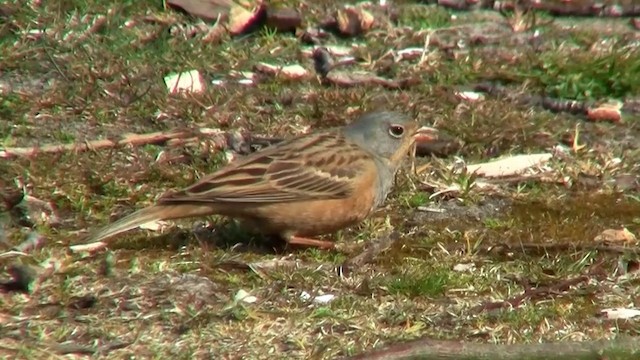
[
  {"xmin": 413, "ymin": 126, "xmax": 439, "ymax": 144},
  {"xmin": 406, "ymin": 126, "xmax": 440, "ymax": 171},
  {"xmin": 413, "ymin": 126, "xmax": 462, "ymax": 157}
]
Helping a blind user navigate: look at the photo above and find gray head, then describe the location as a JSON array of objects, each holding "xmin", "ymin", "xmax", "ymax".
[{"xmin": 343, "ymin": 111, "xmax": 419, "ymax": 160}]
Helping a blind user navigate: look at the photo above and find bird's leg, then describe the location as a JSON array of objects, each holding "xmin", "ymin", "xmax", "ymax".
[{"xmin": 286, "ymin": 236, "xmax": 335, "ymax": 250}]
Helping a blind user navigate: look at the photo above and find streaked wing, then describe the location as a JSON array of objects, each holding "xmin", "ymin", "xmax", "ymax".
[{"xmin": 159, "ymin": 131, "xmax": 371, "ymax": 204}]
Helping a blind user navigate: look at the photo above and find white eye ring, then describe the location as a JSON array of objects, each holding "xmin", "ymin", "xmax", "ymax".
[{"xmin": 388, "ymin": 124, "xmax": 405, "ymax": 138}]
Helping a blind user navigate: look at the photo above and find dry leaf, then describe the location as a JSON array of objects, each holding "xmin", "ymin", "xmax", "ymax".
[
  {"xmin": 234, "ymin": 289, "xmax": 257, "ymax": 303},
  {"xmin": 587, "ymin": 100, "xmax": 623, "ymax": 123},
  {"xmin": 254, "ymin": 62, "xmax": 309, "ymax": 79},
  {"xmin": 166, "ymin": 0, "xmax": 266, "ymax": 35},
  {"xmin": 594, "ymin": 228, "xmax": 637, "ymax": 244},
  {"xmin": 202, "ymin": 22, "xmax": 227, "ymax": 42},
  {"xmin": 166, "ymin": 0, "xmax": 236, "ymax": 21},
  {"xmin": 302, "ymin": 45, "xmax": 356, "ymax": 58},
  {"xmin": 455, "ymin": 91, "xmax": 485, "ymax": 102},
  {"xmin": 395, "ymin": 47, "xmax": 426, "ymax": 61},
  {"xmin": 463, "ymin": 153, "xmax": 553, "ymax": 178},
  {"xmin": 329, "ymin": 5, "xmax": 376, "ymax": 36},
  {"xmin": 326, "ymin": 71, "xmax": 418, "ymax": 89},
  {"xmin": 357, "ymin": 8, "xmax": 375, "ymax": 30},
  {"xmin": 227, "ymin": 2, "xmax": 260, "ymax": 34},
  {"xmin": 139, "ymin": 220, "xmax": 170, "ymax": 231},
  {"xmin": 164, "ymin": 70, "xmax": 205, "ymax": 94},
  {"xmin": 265, "ymin": 8, "xmax": 301, "ymax": 33},
  {"xmin": 300, "ymin": 291, "xmax": 336, "ymax": 304},
  {"xmin": 336, "ymin": 6, "xmax": 374, "ymax": 36},
  {"xmin": 453, "ymin": 263, "xmax": 476, "ymax": 272},
  {"xmin": 600, "ymin": 308, "xmax": 640, "ymax": 320}
]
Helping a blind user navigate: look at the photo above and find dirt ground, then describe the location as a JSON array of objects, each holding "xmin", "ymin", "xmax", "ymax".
[{"xmin": 1, "ymin": 1, "xmax": 639, "ymax": 359}]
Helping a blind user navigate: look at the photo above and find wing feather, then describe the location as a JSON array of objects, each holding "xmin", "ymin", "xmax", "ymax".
[{"xmin": 159, "ymin": 131, "xmax": 371, "ymax": 205}]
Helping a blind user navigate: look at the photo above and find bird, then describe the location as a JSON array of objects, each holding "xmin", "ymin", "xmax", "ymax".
[{"xmin": 75, "ymin": 111, "xmax": 430, "ymax": 251}]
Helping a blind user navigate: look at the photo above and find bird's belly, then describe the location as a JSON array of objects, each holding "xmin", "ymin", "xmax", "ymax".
[{"xmin": 243, "ymin": 194, "xmax": 376, "ymax": 237}]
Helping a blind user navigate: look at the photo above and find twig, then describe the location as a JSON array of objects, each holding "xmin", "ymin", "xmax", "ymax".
[
  {"xmin": 473, "ymin": 82, "xmax": 591, "ymax": 116},
  {"xmin": 338, "ymin": 231, "xmax": 401, "ymax": 276},
  {"xmin": 484, "ymin": 242, "xmax": 640, "ymax": 256},
  {"xmin": 0, "ymin": 128, "xmax": 280, "ymax": 160},
  {"xmin": 470, "ymin": 275, "xmax": 590, "ymax": 313},
  {"xmin": 2, "ymin": 123, "xmax": 448, "ymax": 161},
  {"xmin": 0, "ymin": 129, "xmax": 209, "ymax": 159},
  {"xmin": 69, "ymin": 241, "xmax": 108, "ymax": 253},
  {"xmin": 312, "ymin": 47, "xmax": 421, "ymax": 89},
  {"xmin": 46, "ymin": 339, "xmax": 130, "ymax": 355},
  {"xmin": 344, "ymin": 335, "xmax": 640, "ymax": 360},
  {"xmin": 218, "ymin": 258, "xmax": 336, "ymax": 280}
]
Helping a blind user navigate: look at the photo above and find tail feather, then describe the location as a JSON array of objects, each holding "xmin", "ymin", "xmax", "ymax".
[{"xmin": 82, "ymin": 204, "xmax": 214, "ymax": 244}]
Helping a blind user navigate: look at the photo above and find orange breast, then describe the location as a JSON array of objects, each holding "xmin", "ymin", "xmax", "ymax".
[{"xmin": 224, "ymin": 164, "xmax": 379, "ymax": 237}]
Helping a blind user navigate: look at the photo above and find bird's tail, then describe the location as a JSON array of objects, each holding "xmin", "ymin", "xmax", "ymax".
[{"xmin": 81, "ymin": 204, "xmax": 214, "ymax": 245}]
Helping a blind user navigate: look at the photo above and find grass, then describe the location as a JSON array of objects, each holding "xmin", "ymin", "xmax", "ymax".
[
  {"xmin": 384, "ymin": 266, "xmax": 452, "ymax": 297},
  {"xmin": 397, "ymin": 5, "xmax": 452, "ymax": 29},
  {"xmin": 1, "ymin": 0, "xmax": 640, "ymax": 359},
  {"xmin": 530, "ymin": 46, "xmax": 640, "ymax": 100}
]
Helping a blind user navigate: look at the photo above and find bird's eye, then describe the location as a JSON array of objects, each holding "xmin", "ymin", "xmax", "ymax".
[{"xmin": 388, "ymin": 124, "xmax": 405, "ymax": 138}]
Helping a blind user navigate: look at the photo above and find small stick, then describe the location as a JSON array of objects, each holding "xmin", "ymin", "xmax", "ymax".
[{"xmin": 0, "ymin": 128, "xmax": 250, "ymax": 159}]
